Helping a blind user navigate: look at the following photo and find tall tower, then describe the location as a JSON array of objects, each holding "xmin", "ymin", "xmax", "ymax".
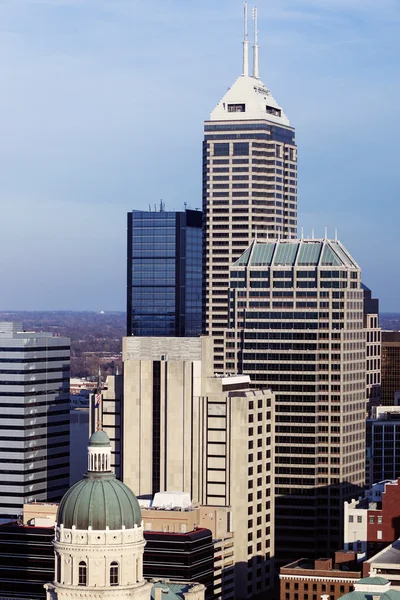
[
  {"xmin": 225, "ymin": 238, "xmax": 366, "ymax": 562},
  {"xmin": 203, "ymin": 4, "xmax": 297, "ymax": 369},
  {"xmin": 0, "ymin": 322, "xmax": 70, "ymax": 522},
  {"xmin": 127, "ymin": 208, "xmax": 202, "ymax": 338}
]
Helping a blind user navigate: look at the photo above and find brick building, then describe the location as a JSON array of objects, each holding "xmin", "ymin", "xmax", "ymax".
[
  {"xmin": 280, "ymin": 554, "xmax": 361, "ymax": 600},
  {"xmin": 344, "ymin": 478, "xmax": 400, "ymax": 559}
]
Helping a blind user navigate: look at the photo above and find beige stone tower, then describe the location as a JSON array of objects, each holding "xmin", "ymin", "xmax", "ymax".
[{"xmin": 203, "ymin": 6, "xmax": 297, "ymax": 369}]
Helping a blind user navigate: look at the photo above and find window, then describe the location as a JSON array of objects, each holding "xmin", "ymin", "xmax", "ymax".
[
  {"xmin": 266, "ymin": 105, "xmax": 281, "ymax": 117},
  {"xmin": 377, "ymin": 531, "xmax": 382, "ymax": 540},
  {"xmin": 357, "ymin": 515, "xmax": 362, "ymax": 523},
  {"xmin": 110, "ymin": 561, "xmax": 119, "ymax": 586},
  {"xmin": 78, "ymin": 561, "xmax": 87, "ymax": 586},
  {"xmin": 234, "ymin": 142, "xmax": 249, "ymax": 156},
  {"xmin": 228, "ymin": 103, "xmax": 245, "ymax": 112},
  {"xmin": 378, "ymin": 516, "xmax": 383, "ymax": 524},
  {"xmin": 57, "ymin": 554, "xmax": 62, "ymax": 583},
  {"xmin": 214, "ymin": 143, "xmax": 229, "ymax": 156},
  {"xmin": 349, "ymin": 515, "xmax": 354, "ymax": 523}
]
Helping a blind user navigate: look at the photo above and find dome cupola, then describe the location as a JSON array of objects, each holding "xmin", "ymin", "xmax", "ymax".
[{"xmin": 56, "ymin": 430, "xmax": 142, "ymax": 531}]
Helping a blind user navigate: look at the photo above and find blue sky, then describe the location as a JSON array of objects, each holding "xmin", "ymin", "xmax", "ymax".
[{"xmin": 0, "ymin": 0, "xmax": 399, "ymax": 311}]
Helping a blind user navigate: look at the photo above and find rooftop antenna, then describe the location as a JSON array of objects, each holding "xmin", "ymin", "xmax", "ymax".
[
  {"xmin": 312, "ymin": 228, "xmax": 315, "ymax": 239},
  {"xmin": 335, "ymin": 228, "xmax": 338, "ymax": 242},
  {"xmin": 184, "ymin": 201, "xmax": 187, "ymax": 211},
  {"xmin": 324, "ymin": 226, "xmax": 328, "ymax": 239},
  {"xmin": 159, "ymin": 199, "xmax": 165, "ymax": 212},
  {"xmin": 154, "ymin": 203, "xmax": 157, "ymax": 212},
  {"xmin": 301, "ymin": 227, "xmax": 304, "ymax": 239},
  {"xmin": 149, "ymin": 203, "xmax": 151, "ymax": 212},
  {"xmin": 252, "ymin": 6, "xmax": 259, "ymax": 79},
  {"xmin": 243, "ymin": 3, "xmax": 249, "ymax": 77}
]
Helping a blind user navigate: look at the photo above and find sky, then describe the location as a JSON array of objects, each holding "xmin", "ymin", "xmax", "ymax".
[{"xmin": 0, "ymin": 0, "xmax": 399, "ymax": 311}]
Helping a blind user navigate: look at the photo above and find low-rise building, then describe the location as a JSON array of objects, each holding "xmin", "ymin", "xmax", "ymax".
[
  {"xmin": 344, "ymin": 479, "xmax": 400, "ymax": 560},
  {"xmin": 0, "ymin": 502, "xmax": 57, "ymax": 599},
  {"xmin": 362, "ymin": 539, "xmax": 400, "ymax": 588},
  {"xmin": 280, "ymin": 554, "xmax": 361, "ymax": 600}
]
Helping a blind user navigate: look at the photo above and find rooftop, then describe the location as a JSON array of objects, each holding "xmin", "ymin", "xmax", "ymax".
[{"xmin": 234, "ymin": 239, "xmax": 359, "ymax": 269}]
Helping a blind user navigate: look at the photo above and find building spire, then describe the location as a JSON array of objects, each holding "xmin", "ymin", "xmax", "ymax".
[
  {"xmin": 242, "ymin": 2, "xmax": 249, "ymax": 77},
  {"xmin": 252, "ymin": 6, "xmax": 259, "ymax": 79}
]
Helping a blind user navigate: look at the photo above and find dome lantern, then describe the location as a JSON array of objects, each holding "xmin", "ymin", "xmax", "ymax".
[{"xmin": 87, "ymin": 429, "xmax": 112, "ymax": 472}]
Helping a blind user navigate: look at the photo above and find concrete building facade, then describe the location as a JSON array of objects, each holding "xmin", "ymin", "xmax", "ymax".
[
  {"xmin": 362, "ymin": 285, "xmax": 381, "ymax": 415},
  {"xmin": 202, "ymin": 6, "xmax": 297, "ymax": 369},
  {"xmin": 224, "ymin": 239, "xmax": 366, "ymax": 561},
  {"xmin": 120, "ymin": 336, "xmax": 275, "ymax": 600},
  {"xmin": 0, "ymin": 322, "xmax": 70, "ymax": 522}
]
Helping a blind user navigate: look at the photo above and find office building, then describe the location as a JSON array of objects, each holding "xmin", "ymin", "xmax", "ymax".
[
  {"xmin": 120, "ymin": 335, "xmax": 275, "ymax": 599},
  {"xmin": 203, "ymin": 6, "xmax": 297, "ymax": 368},
  {"xmin": 381, "ymin": 331, "xmax": 400, "ymax": 405},
  {"xmin": 0, "ymin": 322, "xmax": 70, "ymax": 522},
  {"xmin": 140, "ymin": 495, "xmax": 235, "ymax": 600},
  {"xmin": 224, "ymin": 238, "xmax": 366, "ymax": 561},
  {"xmin": 366, "ymin": 407, "xmax": 400, "ymax": 486},
  {"xmin": 280, "ymin": 554, "xmax": 361, "ymax": 600},
  {"xmin": 127, "ymin": 208, "xmax": 202, "ymax": 338},
  {"xmin": 363, "ymin": 285, "xmax": 381, "ymax": 414},
  {"xmin": 0, "ymin": 503, "xmax": 56, "ymax": 600}
]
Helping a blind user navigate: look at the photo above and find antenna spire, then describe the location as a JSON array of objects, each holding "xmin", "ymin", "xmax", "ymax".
[
  {"xmin": 242, "ymin": 3, "xmax": 249, "ymax": 76},
  {"xmin": 252, "ymin": 6, "xmax": 259, "ymax": 79}
]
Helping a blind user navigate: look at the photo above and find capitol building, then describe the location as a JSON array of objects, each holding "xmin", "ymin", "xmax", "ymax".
[{"xmin": 44, "ymin": 431, "xmax": 205, "ymax": 600}]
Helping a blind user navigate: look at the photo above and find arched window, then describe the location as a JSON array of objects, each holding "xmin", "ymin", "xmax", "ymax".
[
  {"xmin": 78, "ymin": 561, "xmax": 87, "ymax": 586},
  {"xmin": 57, "ymin": 554, "xmax": 62, "ymax": 583},
  {"xmin": 110, "ymin": 561, "xmax": 119, "ymax": 586}
]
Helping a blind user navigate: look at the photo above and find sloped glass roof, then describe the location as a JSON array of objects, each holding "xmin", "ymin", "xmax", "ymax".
[
  {"xmin": 273, "ymin": 243, "xmax": 298, "ymax": 265},
  {"xmin": 321, "ymin": 244, "xmax": 342, "ymax": 266},
  {"xmin": 233, "ymin": 240, "xmax": 359, "ymax": 268},
  {"xmin": 235, "ymin": 246, "xmax": 252, "ymax": 265},
  {"xmin": 330, "ymin": 242, "xmax": 358, "ymax": 267},
  {"xmin": 251, "ymin": 243, "xmax": 275, "ymax": 266},
  {"xmin": 298, "ymin": 243, "xmax": 322, "ymax": 265}
]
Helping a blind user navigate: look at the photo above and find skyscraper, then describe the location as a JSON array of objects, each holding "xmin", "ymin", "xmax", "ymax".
[
  {"xmin": 120, "ymin": 335, "xmax": 276, "ymax": 599},
  {"xmin": 225, "ymin": 238, "xmax": 366, "ymax": 561},
  {"xmin": 127, "ymin": 208, "xmax": 202, "ymax": 338},
  {"xmin": 203, "ymin": 5, "xmax": 297, "ymax": 368},
  {"xmin": 0, "ymin": 322, "xmax": 70, "ymax": 522}
]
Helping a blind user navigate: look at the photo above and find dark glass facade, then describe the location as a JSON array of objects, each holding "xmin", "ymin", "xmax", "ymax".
[
  {"xmin": 143, "ymin": 528, "xmax": 214, "ymax": 599},
  {"xmin": 127, "ymin": 209, "xmax": 202, "ymax": 337}
]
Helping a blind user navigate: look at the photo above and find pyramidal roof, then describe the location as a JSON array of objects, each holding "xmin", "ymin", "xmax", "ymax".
[
  {"xmin": 209, "ymin": 75, "xmax": 290, "ymax": 126},
  {"xmin": 208, "ymin": 4, "xmax": 290, "ymax": 127}
]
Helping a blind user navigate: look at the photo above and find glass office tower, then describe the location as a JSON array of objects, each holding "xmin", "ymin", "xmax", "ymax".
[{"xmin": 127, "ymin": 209, "xmax": 202, "ymax": 337}]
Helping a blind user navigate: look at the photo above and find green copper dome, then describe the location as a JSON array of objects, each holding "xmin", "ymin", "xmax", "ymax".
[
  {"xmin": 57, "ymin": 472, "xmax": 142, "ymax": 530},
  {"xmin": 88, "ymin": 430, "xmax": 111, "ymax": 447},
  {"xmin": 57, "ymin": 430, "xmax": 142, "ymax": 531}
]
